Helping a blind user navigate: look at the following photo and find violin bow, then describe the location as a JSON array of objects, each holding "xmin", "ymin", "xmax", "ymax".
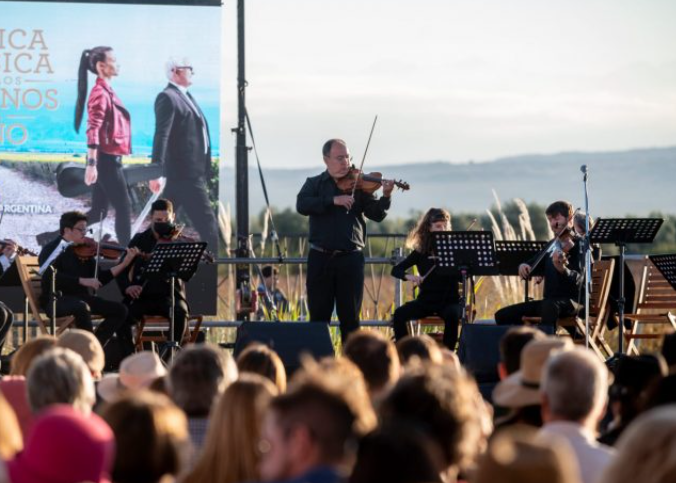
[{"xmin": 348, "ymin": 115, "xmax": 379, "ymax": 209}]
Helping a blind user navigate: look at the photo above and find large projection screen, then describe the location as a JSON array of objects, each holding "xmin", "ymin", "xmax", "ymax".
[{"xmin": 0, "ymin": 0, "xmax": 221, "ymax": 314}]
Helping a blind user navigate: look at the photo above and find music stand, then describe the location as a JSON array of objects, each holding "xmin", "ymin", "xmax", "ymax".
[
  {"xmin": 590, "ymin": 218, "xmax": 663, "ymax": 355},
  {"xmin": 495, "ymin": 240, "xmax": 548, "ymax": 302},
  {"xmin": 649, "ymin": 254, "xmax": 676, "ymax": 292},
  {"xmin": 433, "ymin": 231, "xmax": 499, "ymax": 325},
  {"xmin": 142, "ymin": 241, "xmax": 207, "ymax": 362}
]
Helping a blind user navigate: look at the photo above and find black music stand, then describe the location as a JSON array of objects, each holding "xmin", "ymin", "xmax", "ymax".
[
  {"xmin": 142, "ymin": 241, "xmax": 207, "ymax": 362},
  {"xmin": 590, "ymin": 218, "xmax": 663, "ymax": 356},
  {"xmin": 495, "ymin": 240, "xmax": 548, "ymax": 302},
  {"xmin": 433, "ymin": 231, "xmax": 499, "ymax": 325},
  {"xmin": 649, "ymin": 254, "xmax": 676, "ymax": 292}
]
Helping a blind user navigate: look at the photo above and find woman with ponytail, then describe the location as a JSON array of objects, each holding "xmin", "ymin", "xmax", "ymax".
[{"xmin": 74, "ymin": 46, "xmax": 132, "ymax": 244}]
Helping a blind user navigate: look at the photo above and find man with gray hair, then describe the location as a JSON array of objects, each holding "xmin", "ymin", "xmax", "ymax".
[
  {"xmin": 26, "ymin": 347, "xmax": 96, "ymax": 415},
  {"xmin": 539, "ymin": 347, "xmax": 614, "ymax": 483},
  {"xmin": 149, "ymin": 56, "xmax": 218, "ymax": 249}
]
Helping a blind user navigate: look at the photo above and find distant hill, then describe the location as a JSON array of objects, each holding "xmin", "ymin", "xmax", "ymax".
[{"xmin": 219, "ymin": 146, "xmax": 676, "ymax": 218}]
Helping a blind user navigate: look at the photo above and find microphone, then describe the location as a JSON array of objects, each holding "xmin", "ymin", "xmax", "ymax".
[{"xmin": 580, "ymin": 165, "xmax": 588, "ymax": 174}]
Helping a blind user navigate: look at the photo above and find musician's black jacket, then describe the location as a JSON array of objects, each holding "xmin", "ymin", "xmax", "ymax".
[
  {"xmin": 530, "ymin": 237, "xmax": 584, "ymax": 300},
  {"xmin": 38, "ymin": 237, "xmax": 115, "ymax": 307},
  {"xmin": 117, "ymin": 228, "xmax": 186, "ymax": 302},
  {"xmin": 296, "ymin": 171, "xmax": 391, "ymax": 251},
  {"xmin": 391, "ymin": 249, "xmax": 462, "ymax": 305}
]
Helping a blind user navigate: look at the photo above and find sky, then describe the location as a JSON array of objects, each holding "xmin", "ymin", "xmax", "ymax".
[{"xmin": 219, "ymin": 0, "xmax": 676, "ymax": 168}]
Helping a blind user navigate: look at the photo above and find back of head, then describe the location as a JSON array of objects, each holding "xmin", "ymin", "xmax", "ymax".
[
  {"xmin": 57, "ymin": 329, "xmax": 105, "ymax": 379},
  {"xmin": 236, "ymin": 343, "xmax": 287, "ymax": 393},
  {"xmin": 8, "ymin": 405, "xmax": 114, "ymax": 483},
  {"xmin": 475, "ymin": 426, "xmax": 581, "ymax": 483},
  {"xmin": 168, "ymin": 344, "xmax": 237, "ymax": 417},
  {"xmin": 499, "ymin": 327, "xmax": 546, "ymax": 375},
  {"xmin": 10, "ymin": 335, "xmax": 57, "ymax": 376},
  {"xmin": 101, "ymin": 391, "xmax": 189, "ymax": 483},
  {"xmin": 396, "ymin": 335, "xmax": 443, "ymax": 366},
  {"xmin": 349, "ymin": 422, "xmax": 443, "ymax": 483},
  {"xmin": 542, "ymin": 348, "xmax": 608, "ymax": 423},
  {"xmin": 599, "ymin": 406, "xmax": 676, "ymax": 483},
  {"xmin": 343, "ymin": 331, "xmax": 400, "ymax": 396},
  {"xmin": 26, "ymin": 347, "xmax": 95, "ymax": 415},
  {"xmin": 610, "ymin": 354, "xmax": 668, "ymax": 424}
]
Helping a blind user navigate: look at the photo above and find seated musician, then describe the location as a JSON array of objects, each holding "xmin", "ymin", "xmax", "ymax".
[
  {"xmin": 390, "ymin": 208, "xmax": 463, "ymax": 350},
  {"xmin": 256, "ymin": 265, "xmax": 289, "ymax": 320},
  {"xmin": 495, "ymin": 200, "xmax": 584, "ymax": 327},
  {"xmin": 118, "ymin": 199, "xmax": 189, "ymax": 345},
  {"xmin": 1, "ymin": 239, "xmax": 18, "ymax": 356},
  {"xmin": 38, "ymin": 211, "xmax": 139, "ymax": 351}
]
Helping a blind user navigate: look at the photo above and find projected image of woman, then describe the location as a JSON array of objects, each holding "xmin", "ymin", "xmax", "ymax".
[{"xmin": 74, "ymin": 46, "xmax": 132, "ymax": 244}]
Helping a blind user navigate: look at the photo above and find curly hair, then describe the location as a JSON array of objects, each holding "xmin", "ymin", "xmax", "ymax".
[{"xmin": 405, "ymin": 208, "xmax": 451, "ymax": 254}]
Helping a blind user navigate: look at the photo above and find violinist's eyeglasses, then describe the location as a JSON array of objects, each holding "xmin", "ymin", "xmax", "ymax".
[{"xmin": 73, "ymin": 227, "xmax": 88, "ymax": 234}]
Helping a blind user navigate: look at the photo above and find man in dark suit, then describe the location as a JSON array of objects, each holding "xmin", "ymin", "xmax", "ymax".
[{"xmin": 149, "ymin": 57, "xmax": 219, "ymax": 251}]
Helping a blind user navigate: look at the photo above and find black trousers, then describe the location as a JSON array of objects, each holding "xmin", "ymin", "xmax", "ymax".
[
  {"xmin": 0, "ymin": 301, "xmax": 13, "ymax": 353},
  {"xmin": 494, "ymin": 298, "xmax": 581, "ymax": 327},
  {"xmin": 306, "ymin": 249, "xmax": 364, "ymax": 342},
  {"xmin": 126, "ymin": 295, "xmax": 188, "ymax": 345},
  {"xmin": 89, "ymin": 153, "xmax": 131, "ymax": 244},
  {"xmin": 164, "ymin": 177, "xmax": 219, "ymax": 251},
  {"xmin": 392, "ymin": 299, "xmax": 464, "ymax": 350},
  {"xmin": 45, "ymin": 294, "xmax": 128, "ymax": 348}
]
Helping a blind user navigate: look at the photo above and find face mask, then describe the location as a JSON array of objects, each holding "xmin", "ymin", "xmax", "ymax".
[{"xmin": 153, "ymin": 221, "xmax": 175, "ymax": 238}]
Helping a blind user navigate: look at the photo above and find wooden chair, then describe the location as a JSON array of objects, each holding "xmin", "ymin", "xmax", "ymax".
[
  {"xmin": 522, "ymin": 259, "xmax": 615, "ymax": 360},
  {"xmin": 620, "ymin": 258, "xmax": 676, "ymax": 355},
  {"xmin": 409, "ymin": 292, "xmax": 476, "ymax": 345},
  {"xmin": 15, "ymin": 255, "xmax": 75, "ymax": 336},
  {"xmin": 134, "ymin": 314, "xmax": 204, "ymax": 352}
]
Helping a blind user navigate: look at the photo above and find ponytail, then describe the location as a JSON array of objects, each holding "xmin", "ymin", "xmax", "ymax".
[{"xmin": 73, "ymin": 46, "xmax": 113, "ymax": 133}]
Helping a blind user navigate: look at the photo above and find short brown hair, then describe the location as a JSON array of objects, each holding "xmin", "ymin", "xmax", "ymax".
[
  {"xmin": 545, "ymin": 201, "xmax": 573, "ymax": 219},
  {"xmin": 343, "ymin": 331, "xmax": 400, "ymax": 394},
  {"xmin": 499, "ymin": 327, "xmax": 545, "ymax": 375},
  {"xmin": 237, "ymin": 343, "xmax": 287, "ymax": 393},
  {"xmin": 151, "ymin": 198, "xmax": 174, "ymax": 214},
  {"xmin": 396, "ymin": 335, "xmax": 443, "ymax": 366},
  {"xmin": 10, "ymin": 335, "xmax": 57, "ymax": 376}
]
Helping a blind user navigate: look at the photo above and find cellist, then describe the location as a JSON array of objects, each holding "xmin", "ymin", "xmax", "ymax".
[{"xmin": 495, "ymin": 200, "xmax": 584, "ymax": 328}]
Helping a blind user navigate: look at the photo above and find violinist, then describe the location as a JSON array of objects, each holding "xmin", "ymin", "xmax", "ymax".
[
  {"xmin": 38, "ymin": 211, "xmax": 139, "ymax": 351},
  {"xmin": 0, "ymin": 239, "xmax": 18, "ymax": 358},
  {"xmin": 495, "ymin": 200, "xmax": 584, "ymax": 328},
  {"xmin": 296, "ymin": 138, "xmax": 394, "ymax": 342},
  {"xmin": 118, "ymin": 199, "xmax": 189, "ymax": 345},
  {"xmin": 391, "ymin": 209, "xmax": 463, "ymax": 350}
]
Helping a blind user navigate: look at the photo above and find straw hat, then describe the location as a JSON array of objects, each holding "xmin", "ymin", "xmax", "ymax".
[
  {"xmin": 474, "ymin": 425, "xmax": 581, "ymax": 483},
  {"xmin": 97, "ymin": 351, "xmax": 167, "ymax": 401},
  {"xmin": 57, "ymin": 329, "xmax": 105, "ymax": 377},
  {"xmin": 493, "ymin": 337, "xmax": 573, "ymax": 408}
]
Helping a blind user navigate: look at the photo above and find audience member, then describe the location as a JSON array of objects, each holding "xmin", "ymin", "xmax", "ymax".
[
  {"xmin": 599, "ymin": 354, "xmax": 668, "ymax": 446},
  {"xmin": 644, "ymin": 373, "xmax": 676, "ymax": 409},
  {"xmin": 498, "ymin": 326, "xmax": 546, "ymax": 379},
  {"xmin": 0, "ymin": 377, "xmax": 31, "ymax": 440},
  {"xmin": 184, "ymin": 374, "xmax": 278, "ymax": 483},
  {"xmin": 343, "ymin": 330, "xmax": 401, "ymax": 404},
  {"xmin": 9, "ymin": 335, "xmax": 56, "ymax": 376},
  {"xmin": 395, "ymin": 334, "xmax": 443, "ymax": 367},
  {"xmin": 661, "ymin": 331, "xmax": 676, "ymax": 369},
  {"xmin": 168, "ymin": 344, "xmax": 238, "ymax": 455},
  {"xmin": 540, "ymin": 348, "xmax": 614, "ymax": 483},
  {"xmin": 0, "ymin": 391, "xmax": 22, "ymax": 460},
  {"xmin": 26, "ymin": 347, "xmax": 95, "ymax": 415},
  {"xmin": 349, "ymin": 422, "xmax": 443, "ymax": 483},
  {"xmin": 598, "ymin": 406, "xmax": 676, "ymax": 483},
  {"xmin": 493, "ymin": 337, "xmax": 573, "ymax": 429},
  {"xmin": 379, "ymin": 362, "xmax": 485, "ymax": 482},
  {"xmin": 57, "ymin": 329, "xmax": 106, "ymax": 380},
  {"xmin": 7, "ymin": 405, "xmax": 114, "ymax": 483},
  {"xmin": 237, "ymin": 343, "xmax": 287, "ymax": 393},
  {"xmin": 98, "ymin": 351, "xmax": 167, "ymax": 402},
  {"xmin": 475, "ymin": 425, "xmax": 581, "ymax": 483},
  {"xmin": 101, "ymin": 390, "xmax": 190, "ymax": 483}
]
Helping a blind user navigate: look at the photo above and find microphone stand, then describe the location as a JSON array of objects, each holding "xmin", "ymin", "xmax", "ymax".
[{"xmin": 581, "ymin": 165, "xmax": 592, "ymax": 349}]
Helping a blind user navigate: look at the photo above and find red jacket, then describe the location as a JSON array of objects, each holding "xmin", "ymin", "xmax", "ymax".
[{"xmin": 86, "ymin": 77, "xmax": 131, "ymax": 156}]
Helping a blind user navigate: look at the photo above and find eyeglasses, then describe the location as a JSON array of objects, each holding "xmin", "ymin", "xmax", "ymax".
[
  {"xmin": 73, "ymin": 227, "xmax": 88, "ymax": 234},
  {"xmin": 175, "ymin": 66, "xmax": 194, "ymax": 73}
]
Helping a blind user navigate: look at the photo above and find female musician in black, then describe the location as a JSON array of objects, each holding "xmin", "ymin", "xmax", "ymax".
[{"xmin": 390, "ymin": 208, "xmax": 464, "ymax": 350}]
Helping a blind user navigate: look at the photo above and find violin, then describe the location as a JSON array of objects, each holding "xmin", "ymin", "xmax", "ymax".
[
  {"xmin": 71, "ymin": 237, "xmax": 127, "ymax": 260},
  {"xmin": 528, "ymin": 223, "xmax": 579, "ymax": 276},
  {"xmin": 336, "ymin": 167, "xmax": 410, "ymax": 195},
  {"xmin": 1, "ymin": 239, "xmax": 37, "ymax": 257}
]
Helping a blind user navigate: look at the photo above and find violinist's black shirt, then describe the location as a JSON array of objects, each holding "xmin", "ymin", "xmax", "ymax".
[
  {"xmin": 535, "ymin": 237, "xmax": 584, "ymax": 300},
  {"xmin": 296, "ymin": 171, "xmax": 391, "ymax": 251},
  {"xmin": 391, "ymin": 249, "xmax": 462, "ymax": 305}
]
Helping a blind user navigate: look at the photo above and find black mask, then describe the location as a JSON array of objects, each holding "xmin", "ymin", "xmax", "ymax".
[{"xmin": 153, "ymin": 221, "xmax": 175, "ymax": 238}]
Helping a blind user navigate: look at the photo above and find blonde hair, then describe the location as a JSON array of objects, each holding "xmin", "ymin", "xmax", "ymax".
[
  {"xmin": 10, "ymin": 335, "xmax": 57, "ymax": 376},
  {"xmin": 599, "ymin": 406, "xmax": 676, "ymax": 483},
  {"xmin": 0, "ymin": 390, "xmax": 23, "ymax": 459},
  {"xmin": 183, "ymin": 374, "xmax": 278, "ymax": 483},
  {"xmin": 405, "ymin": 208, "xmax": 451, "ymax": 254},
  {"xmin": 236, "ymin": 344, "xmax": 287, "ymax": 393}
]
